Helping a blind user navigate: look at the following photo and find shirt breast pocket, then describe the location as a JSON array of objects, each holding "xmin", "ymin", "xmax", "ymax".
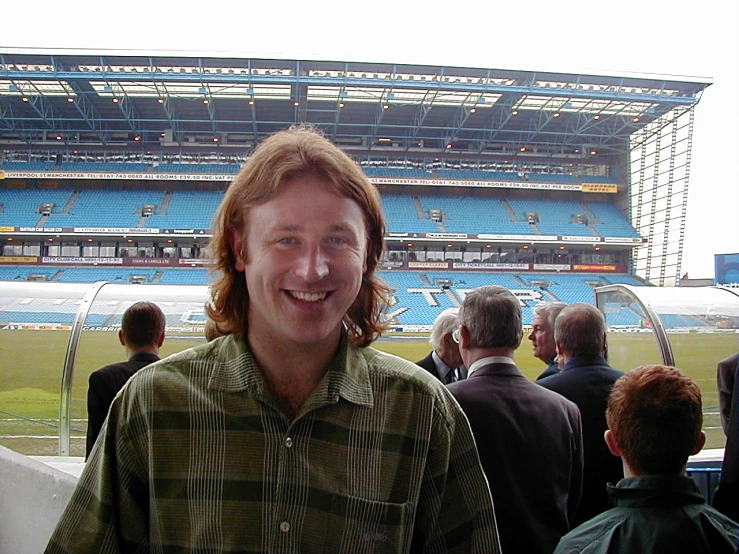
[{"xmin": 319, "ymin": 493, "xmax": 413, "ymax": 553}]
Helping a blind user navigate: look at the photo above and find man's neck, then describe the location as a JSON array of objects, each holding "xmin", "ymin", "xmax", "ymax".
[
  {"xmin": 247, "ymin": 328, "xmax": 341, "ymax": 420},
  {"xmin": 126, "ymin": 345, "xmax": 159, "ymax": 359},
  {"xmin": 465, "ymin": 347, "xmax": 515, "ymax": 368}
]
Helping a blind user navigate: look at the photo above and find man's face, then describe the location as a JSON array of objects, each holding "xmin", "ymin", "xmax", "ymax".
[
  {"xmin": 232, "ymin": 175, "xmax": 367, "ymax": 351},
  {"xmin": 439, "ymin": 331, "xmax": 464, "ymax": 369},
  {"xmin": 528, "ymin": 313, "xmax": 556, "ymax": 364}
]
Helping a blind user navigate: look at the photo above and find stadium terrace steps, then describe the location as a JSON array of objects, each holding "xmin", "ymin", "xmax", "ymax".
[{"xmin": 1, "ymin": 189, "xmax": 638, "ymax": 238}]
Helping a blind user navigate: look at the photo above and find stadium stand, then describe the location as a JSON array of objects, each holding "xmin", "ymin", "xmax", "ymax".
[
  {"xmin": 45, "ymin": 189, "xmax": 165, "ymax": 228},
  {"xmin": 153, "ymin": 163, "xmax": 241, "ymax": 174},
  {"xmin": 57, "ymin": 162, "xmax": 150, "ymax": 172},
  {"xmin": 362, "ymin": 167, "xmax": 430, "ymax": 178},
  {"xmin": 145, "ymin": 191, "xmax": 223, "ymax": 229},
  {"xmin": 0, "ymin": 161, "xmax": 55, "ymax": 171},
  {"xmin": 0, "ymin": 189, "xmax": 75, "ymax": 227}
]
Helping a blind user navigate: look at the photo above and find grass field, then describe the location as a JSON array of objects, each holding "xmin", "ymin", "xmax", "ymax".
[{"xmin": 1, "ymin": 329, "xmax": 735, "ymax": 456}]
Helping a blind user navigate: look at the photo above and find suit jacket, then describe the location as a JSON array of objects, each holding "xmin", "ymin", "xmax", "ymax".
[
  {"xmin": 448, "ymin": 361, "xmax": 584, "ymax": 554},
  {"xmin": 538, "ymin": 355, "xmax": 625, "ymax": 526},
  {"xmin": 717, "ymin": 352, "xmax": 738, "ymax": 436},
  {"xmin": 714, "ymin": 352, "xmax": 739, "ymax": 521},
  {"xmin": 415, "ymin": 351, "xmax": 463, "ymax": 383},
  {"xmin": 537, "ymin": 361, "xmax": 560, "ymax": 381},
  {"xmin": 86, "ymin": 351, "xmax": 160, "ymax": 458}
]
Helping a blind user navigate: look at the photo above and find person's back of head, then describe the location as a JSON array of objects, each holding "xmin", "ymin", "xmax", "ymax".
[
  {"xmin": 430, "ymin": 308, "xmax": 459, "ymax": 350},
  {"xmin": 121, "ymin": 301, "xmax": 166, "ymax": 351},
  {"xmin": 459, "ymin": 285, "xmax": 522, "ymax": 350},
  {"xmin": 554, "ymin": 303, "xmax": 606, "ymax": 358},
  {"xmin": 606, "ymin": 364, "xmax": 704, "ymax": 475}
]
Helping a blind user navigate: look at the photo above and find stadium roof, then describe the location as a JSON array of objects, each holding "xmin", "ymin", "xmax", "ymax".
[{"xmin": 0, "ymin": 50, "xmax": 711, "ymax": 164}]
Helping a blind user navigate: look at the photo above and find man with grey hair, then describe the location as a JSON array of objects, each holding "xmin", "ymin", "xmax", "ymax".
[
  {"xmin": 448, "ymin": 286, "xmax": 583, "ymax": 554},
  {"xmin": 416, "ymin": 308, "xmax": 465, "ymax": 384},
  {"xmin": 538, "ymin": 302, "xmax": 624, "ymax": 526},
  {"xmin": 529, "ymin": 301, "xmax": 568, "ymax": 380}
]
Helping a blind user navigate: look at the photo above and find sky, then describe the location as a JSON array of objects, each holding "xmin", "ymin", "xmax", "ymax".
[{"xmin": 3, "ymin": 0, "xmax": 738, "ymax": 279}]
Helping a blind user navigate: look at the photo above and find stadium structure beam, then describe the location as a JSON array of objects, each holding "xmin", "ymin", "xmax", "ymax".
[
  {"xmin": 480, "ymin": 93, "xmax": 523, "ymax": 150},
  {"xmin": 0, "ymin": 101, "xmax": 35, "ymax": 143},
  {"xmin": 99, "ymin": 56, "xmax": 143, "ymax": 134},
  {"xmin": 0, "ymin": 68, "xmax": 700, "ymax": 107},
  {"xmin": 51, "ymin": 57, "xmax": 110, "ymax": 145},
  {"xmin": 446, "ymin": 99, "xmax": 476, "ymax": 150}
]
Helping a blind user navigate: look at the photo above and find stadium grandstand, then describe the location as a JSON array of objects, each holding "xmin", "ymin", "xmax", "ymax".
[{"xmin": 0, "ymin": 50, "xmax": 712, "ymax": 330}]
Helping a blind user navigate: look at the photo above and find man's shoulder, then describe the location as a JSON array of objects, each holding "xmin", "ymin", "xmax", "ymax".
[
  {"xmin": 363, "ymin": 346, "xmax": 438, "ymax": 387},
  {"xmin": 554, "ymin": 508, "xmax": 631, "ymax": 554},
  {"xmin": 89, "ymin": 360, "xmax": 135, "ymax": 380},
  {"xmin": 718, "ymin": 351, "xmax": 739, "ymax": 368}
]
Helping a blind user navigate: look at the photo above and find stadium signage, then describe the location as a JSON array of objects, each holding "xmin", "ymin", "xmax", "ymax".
[
  {"xmin": 604, "ymin": 237, "xmax": 645, "ymax": 244},
  {"xmin": 369, "ymin": 177, "xmax": 582, "ymax": 192},
  {"xmin": 20, "ymin": 227, "xmax": 63, "ymax": 233},
  {"xmin": 533, "ymin": 264, "xmax": 572, "ymax": 271},
  {"xmin": 573, "ymin": 264, "xmax": 617, "ymax": 272},
  {"xmin": 426, "ymin": 233, "xmax": 468, "ymax": 239},
  {"xmin": 561, "ymin": 236, "xmax": 601, "ymax": 242},
  {"xmin": 408, "ymin": 261, "xmax": 449, "ymax": 269},
  {"xmin": 452, "ymin": 262, "xmax": 529, "ymax": 270},
  {"xmin": 0, "ymin": 256, "xmax": 38, "ymax": 263},
  {"xmin": 4, "ymin": 171, "xmax": 234, "ymax": 182},
  {"xmin": 581, "ymin": 183, "xmax": 618, "ymax": 193},
  {"xmin": 42, "ymin": 256, "xmax": 124, "ymax": 265},
  {"xmin": 128, "ymin": 257, "xmax": 171, "ymax": 266},
  {"xmin": 477, "ymin": 233, "xmax": 557, "ymax": 242},
  {"xmin": 73, "ymin": 227, "xmax": 161, "ymax": 234},
  {"xmin": 0, "ymin": 227, "xmax": 14, "ymax": 232},
  {"xmin": 179, "ymin": 258, "xmax": 210, "ymax": 266},
  {"xmin": 387, "ymin": 233, "xmax": 409, "ymax": 237}
]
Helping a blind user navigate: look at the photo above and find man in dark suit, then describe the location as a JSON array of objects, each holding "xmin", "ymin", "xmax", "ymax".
[
  {"xmin": 529, "ymin": 301, "xmax": 568, "ymax": 380},
  {"xmin": 448, "ymin": 286, "xmax": 584, "ymax": 554},
  {"xmin": 85, "ymin": 301, "xmax": 165, "ymax": 459},
  {"xmin": 416, "ymin": 308, "xmax": 465, "ymax": 384},
  {"xmin": 714, "ymin": 352, "xmax": 739, "ymax": 522},
  {"xmin": 717, "ymin": 351, "xmax": 738, "ymax": 436},
  {"xmin": 538, "ymin": 303, "xmax": 625, "ymax": 526}
]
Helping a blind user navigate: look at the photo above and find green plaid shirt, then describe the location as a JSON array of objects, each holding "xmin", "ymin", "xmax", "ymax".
[{"xmin": 46, "ymin": 335, "xmax": 500, "ymax": 553}]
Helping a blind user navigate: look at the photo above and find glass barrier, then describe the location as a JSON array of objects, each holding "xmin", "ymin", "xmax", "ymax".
[
  {"xmin": 1, "ymin": 282, "xmax": 210, "ymax": 456},
  {"xmin": 1, "ymin": 282, "xmax": 89, "ymax": 456},
  {"xmin": 595, "ymin": 285, "xmax": 739, "ymax": 450}
]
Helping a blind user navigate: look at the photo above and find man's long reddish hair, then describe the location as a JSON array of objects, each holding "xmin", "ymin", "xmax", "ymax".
[{"xmin": 206, "ymin": 126, "xmax": 390, "ymax": 347}]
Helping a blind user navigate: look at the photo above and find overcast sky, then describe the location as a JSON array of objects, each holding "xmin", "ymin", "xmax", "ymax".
[{"xmin": 3, "ymin": 0, "xmax": 737, "ymax": 278}]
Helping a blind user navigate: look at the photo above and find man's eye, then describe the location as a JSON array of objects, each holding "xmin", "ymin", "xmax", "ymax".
[
  {"xmin": 278, "ymin": 237, "xmax": 297, "ymax": 245},
  {"xmin": 328, "ymin": 236, "xmax": 348, "ymax": 245}
]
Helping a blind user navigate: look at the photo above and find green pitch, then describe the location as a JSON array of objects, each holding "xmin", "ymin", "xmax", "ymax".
[{"xmin": 0, "ymin": 329, "xmax": 735, "ymax": 456}]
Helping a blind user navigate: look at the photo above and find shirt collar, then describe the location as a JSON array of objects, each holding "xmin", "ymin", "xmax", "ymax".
[
  {"xmin": 431, "ymin": 349, "xmax": 455, "ymax": 381},
  {"xmin": 207, "ymin": 334, "xmax": 374, "ymax": 410},
  {"xmin": 467, "ymin": 356, "xmax": 516, "ymax": 377}
]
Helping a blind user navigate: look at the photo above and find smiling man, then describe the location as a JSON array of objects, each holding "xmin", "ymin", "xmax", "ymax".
[{"xmin": 46, "ymin": 127, "xmax": 500, "ymax": 554}]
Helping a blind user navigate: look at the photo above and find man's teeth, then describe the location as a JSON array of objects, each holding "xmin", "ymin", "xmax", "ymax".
[{"xmin": 290, "ymin": 291, "xmax": 327, "ymax": 302}]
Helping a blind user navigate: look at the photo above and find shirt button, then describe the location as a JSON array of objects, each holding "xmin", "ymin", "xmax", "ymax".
[
  {"xmin": 284, "ymin": 437, "xmax": 293, "ymax": 448},
  {"xmin": 280, "ymin": 521, "xmax": 291, "ymax": 533}
]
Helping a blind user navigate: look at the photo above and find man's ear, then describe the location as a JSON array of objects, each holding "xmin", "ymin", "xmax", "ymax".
[
  {"xmin": 230, "ymin": 228, "xmax": 245, "ymax": 272},
  {"xmin": 692, "ymin": 431, "xmax": 707, "ymax": 456},
  {"xmin": 118, "ymin": 330, "xmax": 126, "ymax": 347},
  {"xmin": 555, "ymin": 340, "xmax": 564, "ymax": 357},
  {"xmin": 604, "ymin": 430, "xmax": 622, "ymax": 457},
  {"xmin": 157, "ymin": 331, "xmax": 166, "ymax": 348},
  {"xmin": 459, "ymin": 325, "xmax": 471, "ymax": 350}
]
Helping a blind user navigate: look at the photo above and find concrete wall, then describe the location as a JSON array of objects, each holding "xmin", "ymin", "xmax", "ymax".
[{"xmin": 0, "ymin": 446, "xmax": 79, "ymax": 554}]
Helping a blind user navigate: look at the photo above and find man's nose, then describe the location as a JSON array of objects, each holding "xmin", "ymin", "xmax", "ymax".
[{"xmin": 295, "ymin": 245, "xmax": 329, "ymax": 281}]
